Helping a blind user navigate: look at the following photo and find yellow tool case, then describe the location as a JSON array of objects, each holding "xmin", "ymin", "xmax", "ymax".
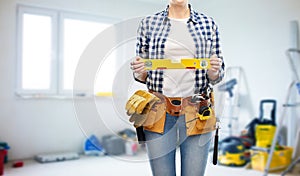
[
  {"xmin": 251, "ymin": 146, "xmax": 293, "ymax": 172},
  {"xmin": 218, "ymin": 137, "xmax": 248, "ymax": 167}
]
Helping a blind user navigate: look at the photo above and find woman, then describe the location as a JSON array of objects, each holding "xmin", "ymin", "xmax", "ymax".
[{"xmin": 130, "ymin": 0, "xmax": 225, "ymax": 175}]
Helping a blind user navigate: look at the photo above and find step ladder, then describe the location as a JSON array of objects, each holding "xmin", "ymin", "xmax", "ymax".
[
  {"xmin": 214, "ymin": 66, "xmax": 254, "ymax": 140},
  {"xmin": 263, "ymin": 49, "xmax": 300, "ymax": 176}
]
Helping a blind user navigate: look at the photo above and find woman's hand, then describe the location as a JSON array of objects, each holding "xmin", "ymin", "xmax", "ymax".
[
  {"xmin": 207, "ymin": 54, "xmax": 222, "ymax": 81},
  {"xmin": 130, "ymin": 57, "xmax": 146, "ymax": 74},
  {"xmin": 130, "ymin": 56, "xmax": 147, "ymax": 82}
]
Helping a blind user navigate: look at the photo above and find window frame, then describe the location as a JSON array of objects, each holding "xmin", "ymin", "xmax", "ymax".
[
  {"xmin": 58, "ymin": 12, "xmax": 115, "ymax": 96},
  {"xmin": 16, "ymin": 5, "xmax": 59, "ymax": 95},
  {"xmin": 16, "ymin": 5, "xmax": 118, "ymax": 98}
]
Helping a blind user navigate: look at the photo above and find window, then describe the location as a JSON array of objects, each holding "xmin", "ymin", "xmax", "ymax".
[
  {"xmin": 61, "ymin": 17, "xmax": 111, "ymax": 93},
  {"xmin": 22, "ymin": 14, "xmax": 53, "ymax": 90},
  {"xmin": 17, "ymin": 5, "xmax": 115, "ymax": 97}
]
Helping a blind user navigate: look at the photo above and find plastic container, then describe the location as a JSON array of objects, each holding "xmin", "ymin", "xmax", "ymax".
[
  {"xmin": 125, "ymin": 140, "xmax": 138, "ymax": 156},
  {"xmin": 102, "ymin": 135, "xmax": 125, "ymax": 155},
  {"xmin": 0, "ymin": 142, "xmax": 9, "ymax": 163},
  {"xmin": 251, "ymin": 146, "xmax": 293, "ymax": 172},
  {"xmin": 0, "ymin": 148, "xmax": 7, "ymax": 175},
  {"xmin": 255, "ymin": 125, "xmax": 276, "ymax": 148}
]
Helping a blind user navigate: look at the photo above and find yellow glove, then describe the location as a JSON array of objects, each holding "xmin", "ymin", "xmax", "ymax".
[
  {"xmin": 125, "ymin": 90, "xmax": 159, "ymax": 115},
  {"xmin": 128, "ymin": 95, "xmax": 160, "ymax": 127}
]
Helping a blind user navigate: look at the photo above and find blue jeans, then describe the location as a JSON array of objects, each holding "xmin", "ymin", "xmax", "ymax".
[{"xmin": 144, "ymin": 113, "xmax": 212, "ymax": 176}]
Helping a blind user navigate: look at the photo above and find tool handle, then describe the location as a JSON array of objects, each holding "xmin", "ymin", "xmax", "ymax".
[
  {"xmin": 213, "ymin": 128, "xmax": 219, "ymax": 165},
  {"xmin": 259, "ymin": 99, "xmax": 276, "ymax": 124},
  {"xmin": 136, "ymin": 126, "xmax": 146, "ymax": 144}
]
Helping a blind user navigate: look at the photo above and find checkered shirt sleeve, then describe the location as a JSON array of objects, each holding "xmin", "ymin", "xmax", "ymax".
[{"xmin": 135, "ymin": 4, "xmax": 225, "ymax": 94}]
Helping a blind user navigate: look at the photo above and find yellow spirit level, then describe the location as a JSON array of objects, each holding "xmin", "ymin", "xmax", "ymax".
[{"xmin": 142, "ymin": 58, "xmax": 211, "ymax": 70}]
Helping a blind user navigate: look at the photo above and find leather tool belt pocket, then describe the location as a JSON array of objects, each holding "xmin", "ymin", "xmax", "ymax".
[
  {"xmin": 182, "ymin": 96, "xmax": 216, "ymax": 136},
  {"xmin": 165, "ymin": 97, "xmax": 183, "ymax": 116},
  {"xmin": 143, "ymin": 92, "xmax": 166, "ymax": 133}
]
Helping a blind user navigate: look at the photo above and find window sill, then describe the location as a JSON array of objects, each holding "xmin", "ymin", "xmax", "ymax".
[{"xmin": 15, "ymin": 92, "xmax": 113, "ymax": 100}]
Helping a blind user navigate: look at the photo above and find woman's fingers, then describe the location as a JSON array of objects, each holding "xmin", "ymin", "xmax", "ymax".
[
  {"xmin": 209, "ymin": 55, "xmax": 222, "ymax": 73},
  {"xmin": 130, "ymin": 57, "xmax": 146, "ymax": 74}
]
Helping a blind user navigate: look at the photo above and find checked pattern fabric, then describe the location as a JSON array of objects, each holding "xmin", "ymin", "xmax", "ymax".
[{"xmin": 136, "ymin": 4, "xmax": 225, "ymax": 94}]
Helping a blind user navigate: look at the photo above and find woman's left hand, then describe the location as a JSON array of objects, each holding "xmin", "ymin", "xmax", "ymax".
[{"xmin": 207, "ymin": 54, "xmax": 222, "ymax": 80}]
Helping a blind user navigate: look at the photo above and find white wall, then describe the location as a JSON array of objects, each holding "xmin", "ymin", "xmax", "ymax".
[
  {"xmin": 0, "ymin": 0, "xmax": 299, "ymax": 160},
  {"xmin": 0, "ymin": 0, "xmax": 163, "ymax": 160},
  {"xmin": 192, "ymin": 0, "xmax": 300, "ymax": 140}
]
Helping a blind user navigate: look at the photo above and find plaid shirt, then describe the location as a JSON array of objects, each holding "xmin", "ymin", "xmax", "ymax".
[{"xmin": 136, "ymin": 4, "xmax": 225, "ymax": 94}]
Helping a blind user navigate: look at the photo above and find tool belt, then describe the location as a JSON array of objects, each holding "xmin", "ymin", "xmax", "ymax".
[
  {"xmin": 142, "ymin": 91, "xmax": 216, "ymax": 136},
  {"xmin": 125, "ymin": 90, "xmax": 216, "ymax": 141},
  {"xmin": 165, "ymin": 96, "xmax": 210, "ymax": 117}
]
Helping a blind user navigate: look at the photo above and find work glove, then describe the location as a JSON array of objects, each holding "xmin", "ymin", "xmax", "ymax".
[
  {"xmin": 126, "ymin": 90, "xmax": 160, "ymax": 127},
  {"xmin": 125, "ymin": 90, "xmax": 159, "ymax": 115},
  {"xmin": 143, "ymin": 100, "xmax": 166, "ymax": 129},
  {"xmin": 128, "ymin": 99, "xmax": 158, "ymax": 127}
]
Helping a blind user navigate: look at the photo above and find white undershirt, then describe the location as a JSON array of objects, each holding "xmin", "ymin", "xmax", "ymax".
[{"xmin": 163, "ymin": 18, "xmax": 196, "ymax": 97}]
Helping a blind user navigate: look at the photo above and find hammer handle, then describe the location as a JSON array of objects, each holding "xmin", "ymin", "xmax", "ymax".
[{"xmin": 213, "ymin": 128, "xmax": 219, "ymax": 165}]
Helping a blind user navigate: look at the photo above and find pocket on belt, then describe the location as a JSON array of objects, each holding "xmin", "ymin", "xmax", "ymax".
[
  {"xmin": 195, "ymin": 110, "xmax": 216, "ymax": 131},
  {"xmin": 143, "ymin": 93, "xmax": 167, "ymax": 134},
  {"xmin": 184, "ymin": 100, "xmax": 216, "ymax": 136},
  {"xmin": 143, "ymin": 101, "xmax": 166, "ymax": 128},
  {"xmin": 183, "ymin": 101, "xmax": 198, "ymax": 135}
]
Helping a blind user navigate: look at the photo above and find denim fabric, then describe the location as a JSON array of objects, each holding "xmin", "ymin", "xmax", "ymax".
[{"xmin": 144, "ymin": 113, "xmax": 212, "ymax": 176}]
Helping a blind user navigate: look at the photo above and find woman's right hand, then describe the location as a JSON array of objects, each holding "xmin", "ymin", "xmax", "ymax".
[{"xmin": 130, "ymin": 56, "xmax": 146, "ymax": 74}]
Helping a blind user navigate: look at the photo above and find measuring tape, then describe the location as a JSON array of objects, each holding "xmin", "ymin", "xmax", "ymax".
[{"xmin": 142, "ymin": 58, "xmax": 211, "ymax": 70}]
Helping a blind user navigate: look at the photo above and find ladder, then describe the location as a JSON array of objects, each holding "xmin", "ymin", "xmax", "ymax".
[
  {"xmin": 263, "ymin": 49, "xmax": 300, "ymax": 176},
  {"xmin": 215, "ymin": 67, "xmax": 254, "ymax": 139}
]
